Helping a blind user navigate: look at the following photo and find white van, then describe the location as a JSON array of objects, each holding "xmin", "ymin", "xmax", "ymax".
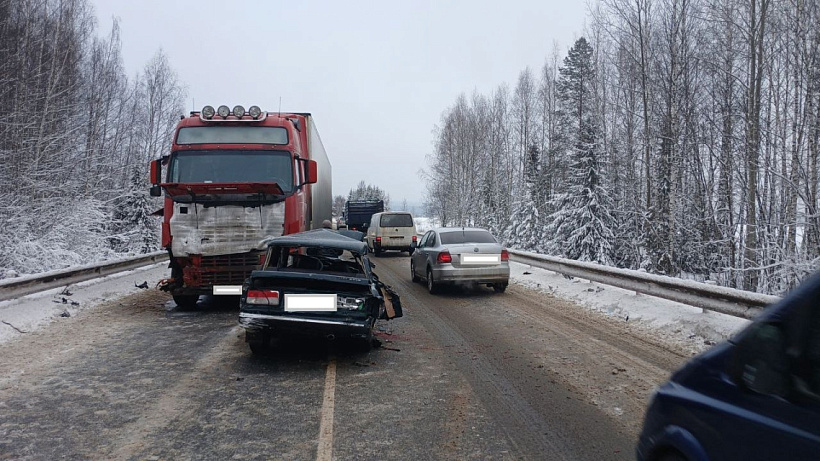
[{"xmin": 366, "ymin": 212, "xmax": 417, "ymax": 256}]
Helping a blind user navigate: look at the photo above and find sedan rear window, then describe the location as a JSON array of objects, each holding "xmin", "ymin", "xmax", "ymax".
[
  {"xmin": 439, "ymin": 230, "xmax": 497, "ymax": 244},
  {"xmin": 380, "ymin": 214, "xmax": 414, "ymax": 227}
]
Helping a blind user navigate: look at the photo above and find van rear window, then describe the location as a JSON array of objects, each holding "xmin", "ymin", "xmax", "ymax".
[{"xmin": 380, "ymin": 214, "xmax": 414, "ymax": 227}]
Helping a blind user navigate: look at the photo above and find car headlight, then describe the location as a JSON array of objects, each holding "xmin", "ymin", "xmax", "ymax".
[{"xmin": 337, "ymin": 296, "xmax": 365, "ymax": 310}]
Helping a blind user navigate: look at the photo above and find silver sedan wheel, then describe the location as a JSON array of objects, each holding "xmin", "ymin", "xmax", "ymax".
[{"xmin": 426, "ymin": 268, "xmax": 438, "ymax": 294}]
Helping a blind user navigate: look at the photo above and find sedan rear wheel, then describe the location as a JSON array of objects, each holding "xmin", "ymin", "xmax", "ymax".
[
  {"xmin": 426, "ymin": 268, "xmax": 439, "ymax": 294},
  {"xmin": 246, "ymin": 332, "xmax": 271, "ymax": 356},
  {"xmin": 411, "ymin": 259, "xmax": 420, "ymax": 283}
]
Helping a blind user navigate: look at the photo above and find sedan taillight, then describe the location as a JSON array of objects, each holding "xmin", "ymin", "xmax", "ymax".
[
  {"xmin": 437, "ymin": 251, "xmax": 452, "ymax": 264},
  {"xmin": 501, "ymin": 249, "xmax": 509, "ymax": 261},
  {"xmin": 245, "ymin": 289, "xmax": 280, "ymax": 305}
]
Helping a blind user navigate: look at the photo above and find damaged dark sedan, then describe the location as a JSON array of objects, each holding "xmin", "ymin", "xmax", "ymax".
[{"xmin": 238, "ymin": 229, "xmax": 402, "ymax": 355}]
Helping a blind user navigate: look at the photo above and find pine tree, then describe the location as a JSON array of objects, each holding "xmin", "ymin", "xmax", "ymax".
[
  {"xmin": 546, "ymin": 124, "xmax": 616, "ymax": 263},
  {"xmin": 546, "ymin": 37, "xmax": 616, "ymax": 263},
  {"xmin": 110, "ymin": 168, "xmax": 159, "ymax": 253},
  {"xmin": 507, "ymin": 144, "xmax": 544, "ymax": 250}
]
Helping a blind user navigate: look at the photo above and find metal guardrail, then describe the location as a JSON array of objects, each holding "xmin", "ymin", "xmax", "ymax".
[
  {"xmin": 0, "ymin": 252, "xmax": 168, "ymax": 302},
  {"xmin": 509, "ymin": 249, "xmax": 780, "ymax": 320}
]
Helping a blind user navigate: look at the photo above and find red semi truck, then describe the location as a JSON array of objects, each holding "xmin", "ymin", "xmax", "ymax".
[{"xmin": 149, "ymin": 105, "xmax": 332, "ymax": 309}]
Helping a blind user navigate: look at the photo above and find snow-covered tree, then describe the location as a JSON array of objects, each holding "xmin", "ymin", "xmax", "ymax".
[
  {"xmin": 348, "ymin": 181, "xmax": 390, "ymax": 209},
  {"xmin": 506, "ymin": 144, "xmax": 545, "ymax": 250},
  {"xmin": 546, "ymin": 124, "xmax": 615, "ymax": 263},
  {"xmin": 109, "ymin": 168, "xmax": 159, "ymax": 254},
  {"xmin": 545, "ymin": 38, "xmax": 616, "ymax": 263}
]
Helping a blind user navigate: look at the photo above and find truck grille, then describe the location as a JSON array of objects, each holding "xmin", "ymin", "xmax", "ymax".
[{"xmin": 199, "ymin": 251, "xmax": 262, "ymax": 286}]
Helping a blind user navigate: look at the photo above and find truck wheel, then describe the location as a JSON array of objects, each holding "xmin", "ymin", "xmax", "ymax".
[
  {"xmin": 493, "ymin": 283, "xmax": 508, "ymax": 293},
  {"xmin": 408, "ymin": 248, "xmax": 415, "ymax": 256},
  {"xmin": 411, "ymin": 260, "xmax": 420, "ymax": 283},
  {"xmin": 374, "ymin": 245, "xmax": 382, "ymax": 256},
  {"xmin": 426, "ymin": 268, "xmax": 439, "ymax": 294},
  {"xmin": 173, "ymin": 294, "xmax": 199, "ymax": 310}
]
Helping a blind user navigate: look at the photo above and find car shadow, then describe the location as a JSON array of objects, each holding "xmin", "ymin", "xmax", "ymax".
[
  {"xmin": 431, "ymin": 283, "xmax": 500, "ymax": 298},
  {"xmin": 164, "ymin": 295, "xmax": 240, "ymax": 318},
  {"xmin": 244, "ymin": 335, "xmax": 382, "ymax": 365},
  {"xmin": 371, "ymin": 251, "xmax": 411, "ymax": 258}
]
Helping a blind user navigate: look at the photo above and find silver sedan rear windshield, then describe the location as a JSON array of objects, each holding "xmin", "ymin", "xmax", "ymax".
[{"xmin": 439, "ymin": 230, "xmax": 497, "ymax": 244}]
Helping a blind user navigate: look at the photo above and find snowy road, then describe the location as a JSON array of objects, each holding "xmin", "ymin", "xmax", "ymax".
[{"xmin": 0, "ymin": 254, "xmax": 718, "ymax": 459}]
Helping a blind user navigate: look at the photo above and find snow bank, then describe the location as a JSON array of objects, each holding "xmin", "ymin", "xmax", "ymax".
[
  {"xmin": 0, "ymin": 263, "xmax": 169, "ymax": 344},
  {"xmin": 510, "ymin": 261, "xmax": 750, "ymax": 354}
]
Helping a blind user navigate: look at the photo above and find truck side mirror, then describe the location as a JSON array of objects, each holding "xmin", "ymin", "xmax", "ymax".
[
  {"xmin": 149, "ymin": 185, "xmax": 162, "ymax": 197},
  {"xmin": 149, "ymin": 159, "xmax": 162, "ymax": 185},
  {"xmin": 304, "ymin": 160, "xmax": 318, "ymax": 185}
]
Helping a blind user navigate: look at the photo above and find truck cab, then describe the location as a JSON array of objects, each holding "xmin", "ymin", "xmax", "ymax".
[{"xmin": 150, "ymin": 105, "xmax": 331, "ymax": 309}]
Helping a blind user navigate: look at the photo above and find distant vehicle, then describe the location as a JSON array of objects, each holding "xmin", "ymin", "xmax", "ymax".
[
  {"xmin": 637, "ymin": 271, "xmax": 820, "ymax": 461},
  {"xmin": 366, "ymin": 211, "xmax": 417, "ymax": 256},
  {"xmin": 343, "ymin": 200, "xmax": 384, "ymax": 232},
  {"xmin": 410, "ymin": 227, "xmax": 509, "ymax": 294},
  {"xmin": 238, "ymin": 229, "xmax": 402, "ymax": 354},
  {"xmin": 149, "ymin": 105, "xmax": 332, "ymax": 310}
]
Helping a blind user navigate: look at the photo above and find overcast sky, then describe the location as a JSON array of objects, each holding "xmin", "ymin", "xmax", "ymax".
[{"xmin": 91, "ymin": 1, "xmax": 587, "ymax": 207}]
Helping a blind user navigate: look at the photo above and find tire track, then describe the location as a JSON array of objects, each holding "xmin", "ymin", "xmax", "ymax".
[{"xmin": 375, "ymin": 255, "xmax": 635, "ymax": 460}]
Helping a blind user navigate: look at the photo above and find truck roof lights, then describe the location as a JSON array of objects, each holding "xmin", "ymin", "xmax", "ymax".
[
  {"xmin": 233, "ymin": 105, "xmax": 245, "ymax": 118},
  {"xmin": 217, "ymin": 105, "xmax": 230, "ymax": 118},
  {"xmin": 249, "ymin": 105, "xmax": 262, "ymax": 119},
  {"xmin": 201, "ymin": 105, "xmax": 215, "ymax": 119}
]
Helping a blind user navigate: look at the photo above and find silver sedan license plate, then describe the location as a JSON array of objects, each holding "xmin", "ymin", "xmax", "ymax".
[{"xmin": 461, "ymin": 254, "xmax": 501, "ymax": 265}]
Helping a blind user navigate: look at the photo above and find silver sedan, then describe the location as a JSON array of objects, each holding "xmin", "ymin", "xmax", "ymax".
[{"xmin": 410, "ymin": 227, "xmax": 510, "ymax": 294}]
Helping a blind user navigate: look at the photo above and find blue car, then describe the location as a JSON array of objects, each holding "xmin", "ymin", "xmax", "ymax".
[{"xmin": 637, "ymin": 272, "xmax": 820, "ymax": 461}]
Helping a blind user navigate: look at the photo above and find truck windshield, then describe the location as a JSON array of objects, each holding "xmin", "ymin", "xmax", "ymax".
[{"xmin": 167, "ymin": 150, "xmax": 294, "ymax": 192}]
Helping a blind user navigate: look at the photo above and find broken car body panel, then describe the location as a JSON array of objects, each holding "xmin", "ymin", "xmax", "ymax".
[{"xmin": 238, "ymin": 229, "xmax": 402, "ymax": 351}]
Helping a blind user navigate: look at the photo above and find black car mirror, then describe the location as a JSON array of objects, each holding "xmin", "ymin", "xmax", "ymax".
[{"xmin": 734, "ymin": 322, "xmax": 789, "ymax": 396}]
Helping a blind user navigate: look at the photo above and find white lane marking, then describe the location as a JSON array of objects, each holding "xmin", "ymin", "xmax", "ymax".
[{"xmin": 316, "ymin": 359, "xmax": 337, "ymax": 461}]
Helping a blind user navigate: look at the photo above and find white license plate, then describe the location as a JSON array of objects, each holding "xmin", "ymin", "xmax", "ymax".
[
  {"xmin": 213, "ymin": 285, "xmax": 243, "ymax": 295},
  {"xmin": 284, "ymin": 294, "xmax": 337, "ymax": 312},
  {"xmin": 461, "ymin": 254, "xmax": 501, "ymax": 265}
]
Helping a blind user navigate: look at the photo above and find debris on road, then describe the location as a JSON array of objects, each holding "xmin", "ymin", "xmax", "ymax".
[{"xmin": 1, "ymin": 320, "xmax": 27, "ymax": 333}]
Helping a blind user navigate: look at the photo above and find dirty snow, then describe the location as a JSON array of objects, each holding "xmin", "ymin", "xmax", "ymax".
[
  {"xmin": 0, "ymin": 263, "xmax": 170, "ymax": 344},
  {"xmin": 509, "ymin": 261, "xmax": 751, "ymax": 354}
]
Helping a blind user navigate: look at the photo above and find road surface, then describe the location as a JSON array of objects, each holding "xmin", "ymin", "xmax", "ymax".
[{"xmin": 0, "ymin": 253, "xmax": 691, "ymax": 460}]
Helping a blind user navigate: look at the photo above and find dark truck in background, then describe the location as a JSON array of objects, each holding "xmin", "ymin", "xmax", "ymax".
[{"xmin": 343, "ymin": 200, "xmax": 384, "ymax": 232}]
